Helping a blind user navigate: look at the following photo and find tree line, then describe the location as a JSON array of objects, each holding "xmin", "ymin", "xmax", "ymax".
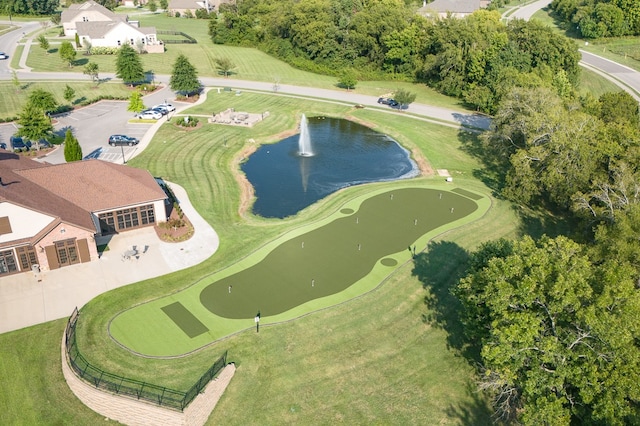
[
  {"xmin": 436, "ymin": 81, "xmax": 640, "ymax": 423},
  {"xmin": 551, "ymin": 0, "xmax": 640, "ymax": 38},
  {"xmin": 209, "ymin": 4, "xmax": 580, "ymax": 114}
]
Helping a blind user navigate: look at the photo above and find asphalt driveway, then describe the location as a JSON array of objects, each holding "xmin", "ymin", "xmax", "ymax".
[{"xmin": 0, "ymin": 85, "xmax": 175, "ymax": 164}]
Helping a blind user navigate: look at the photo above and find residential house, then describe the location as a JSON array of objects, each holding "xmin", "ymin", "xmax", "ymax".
[
  {"xmin": 420, "ymin": 0, "xmax": 491, "ymax": 19},
  {"xmin": 61, "ymin": 0, "xmax": 163, "ymax": 53},
  {"xmin": 168, "ymin": 0, "xmax": 218, "ymax": 16},
  {"xmin": 0, "ymin": 153, "xmax": 168, "ymax": 275}
]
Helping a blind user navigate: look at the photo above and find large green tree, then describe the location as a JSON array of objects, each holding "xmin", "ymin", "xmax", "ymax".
[
  {"xmin": 59, "ymin": 40, "xmax": 76, "ymax": 67},
  {"xmin": 170, "ymin": 54, "xmax": 200, "ymax": 96},
  {"xmin": 16, "ymin": 102, "xmax": 53, "ymax": 148},
  {"xmin": 63, "ymin": 129, "xmax": 82, "ymax": 162},
  {"xmin": 456, "ymin": 235, "xmax": 640, "ymax": 425},
  {"xmin": 115, "ymin": 44, "xmax": 145, "ymax": 86},
  {"xmin": 27, "ymin": 88, "xmax": 57, "ymax": 114}
]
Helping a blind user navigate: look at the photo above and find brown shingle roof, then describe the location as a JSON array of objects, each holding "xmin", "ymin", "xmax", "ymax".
[
  {"xmin": 0, "ymin": 152, "xmax": 95, "ymax": 231},
  {"xmin": 15, "ymin": 159, "xmax": 166, "ymax": 212}
]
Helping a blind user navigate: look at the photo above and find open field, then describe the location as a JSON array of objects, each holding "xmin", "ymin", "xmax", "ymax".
[{"xmin": 0, "ymin": 11, "xmax": 590, "ymax": 424}]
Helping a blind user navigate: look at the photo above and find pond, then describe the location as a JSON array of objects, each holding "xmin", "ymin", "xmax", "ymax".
[{"xmin": 241, "ymin": 116, "xmax": 418, "ymax": 218}]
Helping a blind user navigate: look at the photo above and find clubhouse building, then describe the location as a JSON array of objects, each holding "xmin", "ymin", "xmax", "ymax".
[{"xmin": 0, "ymin": 152, "xmax": 168, "ymax": 276}]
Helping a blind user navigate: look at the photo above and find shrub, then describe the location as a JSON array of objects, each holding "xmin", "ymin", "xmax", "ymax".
[{"xmin": 174, "ymin": 116, "xmax": 199, "ymax": 128}]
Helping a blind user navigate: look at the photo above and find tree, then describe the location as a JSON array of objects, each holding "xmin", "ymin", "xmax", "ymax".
[
  {"xmin": 83, "ymin": 62, "xmax": 100, "ymax": 85},
  {"xmin": 127, "ymin": 90, "xmax": 145, "ymax": 114},
  {"xmin": 83, "ymin": 39, "xmax": 92, "ymax": 56},
  {"xmin": 59, "ymin": 40, "xmax": 76, "ymax": 67},
  {"xmin": 148, "ymin": 0, "xmax": 157, "ymax": 12},
  {"xmin": 16, "ymin": 102, "xmax": 53, "ymax": 148},
  {"xmin": 27, "ymin": 89, "xmax": 58, "ymax": 115},
  {"xmin": 456, "ymin": 235, "xmax": 640, "ymax": 425},
  {"xmin": 115, "ymin": 44, "xmax": 145, "ymax": 86},
  {"xmin": 75, "ymin": 32, "xmax": 81, "ymax": 48},
  {"xmin": 214, "ymin": 57, "xmax": 235, "ymax": 78},
  {"xmin": 337, "ymin": 68, "xmax": 357, "ymax": 91},
  {"xmin": 170, "ymin": 54, "xmax": 201, "ymax": 96},
  {"xmin": 37, "ymin": 34, "xmax": 49, "ymax": 53},
  {"xmin": 159, "ymin": 0, "xmax": 168, "ymax": 9},
  {"xmin": 63, "ymin": 85, "xmax": 75, "ymax": 103},
  {"xmin": 393, "ymin": 88, "xmax": 416, "ymax": 109},
  {"xmin": 11, "ymin": 70, "xmax": 20, "ymax": 93},
  {"xmin": 63, "ymin": 129, "xmax": 83, "ymax": 162}
]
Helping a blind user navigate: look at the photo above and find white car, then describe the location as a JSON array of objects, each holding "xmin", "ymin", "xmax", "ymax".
[
  {"xmin": 153, "ymin": 103, "xmax": 175, "ymax": 112},
  {"xmin": 137, "ymin": 109, "xmax": 163, "ymax": 120},
  {"xmin": 0, "ymin": 52, "xmax": 8, "ymax": 60}
]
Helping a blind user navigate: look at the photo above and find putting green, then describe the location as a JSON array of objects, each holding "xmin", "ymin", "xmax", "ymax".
[{"xmin": 109, "ymin": 183, "xmax": 489, "ymax": 357}]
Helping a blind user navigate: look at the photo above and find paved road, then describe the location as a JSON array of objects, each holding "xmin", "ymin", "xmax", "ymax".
[
  {"xmin": 0, "ymin": 20, "xmax": 39, "ymax": 74},
  {"xmin": 504, "ymin": 0, "xmax": 640, "ymax": 101},
  {"xmin": 505, "ymin": 0, "xmax": 552, "ymax": 21}
]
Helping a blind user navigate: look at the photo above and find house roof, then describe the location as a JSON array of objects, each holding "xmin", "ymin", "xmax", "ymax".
[
  {"xmin": 169, "ymin": 0, "xmax": 205, "ymax": 10},
  {"xmin": 15, "ymin": 159, "xmax": 167, "ymax": 212},
  {"xmin": 61, "ymin": 0, "xmax": 127, "ymax": 24},
  {"xmin": 424, "ymin": 0, "xmax": 483, "ymax": 14},
  {"xmin": 0, "ymin": 152, "xmax": 95, "ymax": 232}
]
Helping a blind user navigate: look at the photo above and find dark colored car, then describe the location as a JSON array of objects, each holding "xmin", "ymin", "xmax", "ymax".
[
  {"xmin": 152, "ymin": 106, "xmax": 169, "ymax": 115},
  {"xmin": 108, "ymin": 135, "xmax": 139, "ymax": 146},
  {"xmin": 377, "ymin": 97, "xmax": 399, "ymax": 107},
  {"xmin": 10, "ymin": 136, "xmax": 31, "ymax": 151},
  {"xmin": 0, "ymin": 142, "xmax": 6, "ymax": 150}
]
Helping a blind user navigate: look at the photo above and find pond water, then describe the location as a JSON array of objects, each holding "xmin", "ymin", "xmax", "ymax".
[{"xmin": 241, "ymin": 116, "xmax": 418, "ymax": 218}]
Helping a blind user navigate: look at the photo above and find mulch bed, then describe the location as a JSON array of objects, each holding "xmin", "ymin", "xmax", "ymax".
[{"xmin": 154, "ymin": 208, "xmax": 194, "ymax": 242}]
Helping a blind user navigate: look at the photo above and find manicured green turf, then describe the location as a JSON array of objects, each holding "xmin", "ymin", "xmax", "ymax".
[{"xmin": 110, "ymin": 186, "xmax": 489, "ymax": 356}]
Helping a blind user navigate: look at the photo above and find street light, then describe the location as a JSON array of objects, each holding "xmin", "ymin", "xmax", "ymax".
[{"xmin": 120, "ymin": 144, "xmax": 126, "ymax": 164}]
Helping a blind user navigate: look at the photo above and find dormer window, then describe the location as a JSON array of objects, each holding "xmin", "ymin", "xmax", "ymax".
[{"xmin": 82, "ymin": 16, "xmax": 88, "ymax": 22}]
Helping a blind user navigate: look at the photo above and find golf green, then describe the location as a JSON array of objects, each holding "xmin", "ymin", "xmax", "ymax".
[
  {"xmin": 200, "ymin": 188, "xmax": 477, "ymax": 318},
  {"xmin": 109, "ymin": 184, "xmax": 487, "ymax": 357}
]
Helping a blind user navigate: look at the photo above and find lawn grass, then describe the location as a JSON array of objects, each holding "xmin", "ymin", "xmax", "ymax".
[
  {"xmin": 0, "ymin": 81, "xmax": 132, "ymax": 120},
  {"xmin": 41, "ymin": 92, "xmax": 520, "ymax": 424},
  {"xmin": 0, "ymin": 12, "xmax": 582, "ymax": 424}
]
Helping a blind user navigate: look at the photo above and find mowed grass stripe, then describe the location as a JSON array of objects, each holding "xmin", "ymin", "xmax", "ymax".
[{"xmin": 161, "ymin": 302, "xmax": 209, "ymax": 338}]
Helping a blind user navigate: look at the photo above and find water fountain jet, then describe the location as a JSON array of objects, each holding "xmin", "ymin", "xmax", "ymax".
[{"xmin": 298, "ymin": 114, "xmax": 314, "ymax": 157}]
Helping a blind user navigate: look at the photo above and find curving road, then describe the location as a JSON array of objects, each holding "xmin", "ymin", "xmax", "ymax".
[{"xmin": 505, "ymin": 0, "xmax": 640, "ymax": 101}]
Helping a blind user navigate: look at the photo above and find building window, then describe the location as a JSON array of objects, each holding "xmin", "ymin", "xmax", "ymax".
[
  {"xmin": 16, "ymin": 246, "xmax": 37, "ymax": 271},
  {"xmin": 0, "ymin": 250, "xmax": 18, "ymax": 275},
  {"xmin": 130, "ymin": 38, "xmax": 134, "ymax": 45},
  {"xmin": 99, "ymin": 204, "xmax": 155, "ymax": 235},
  {"xmin": 82, "ymin": 16, "xmax": 88, "ymax": 22},
  {"xmin": 139, "ymin": 204, "xmax": 155, "ymax": 225},
  {"xmin": 55, "ymin": 239, "xmax": 80, "ymax": 267},
  {"xmin": 117, "ymin": 40, "xmax": 121, "ymax": 46}
]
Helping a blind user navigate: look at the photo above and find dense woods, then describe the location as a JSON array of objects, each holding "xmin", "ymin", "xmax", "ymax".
[
  {"xmin": 551, "ymin": 0, "xmax": 640, "ymax": 37},
  {"xmin": 209, "ymin": 3, "xmax": 580, "ymax": 114}
]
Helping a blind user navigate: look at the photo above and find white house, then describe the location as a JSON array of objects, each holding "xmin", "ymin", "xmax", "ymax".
[
  {"xmin": 420, "ymin": 0, "xmax": 491, "ymax": 19},
  {"xmin": 61, "ymin": 0, "xmax": 163, "ymax": 53},
  {"xmin": 76, "ymin": 21, "xmax": 162, "ymax": 52}
]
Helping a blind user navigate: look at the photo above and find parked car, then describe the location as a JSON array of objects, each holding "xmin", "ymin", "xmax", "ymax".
[
  {"xmin": 152, "ymin": 106, "xmax": 169, "ymax": 115},
  {"xmin": 108, "ymin": 135, "xmax": 139, "ymax": 146},
  {"xmin": 10, "ymin": 136, "xmax": 31, "ymax": 151},
  {"xmin": 137, "ymin": 109, "xmax": 163, "ymax": 120},
  {"xmin": 0, "ymin": 142, "xmax": 6, "ymax": 150},
  {"xmin": 153, "ymin": 103, "xmax": 175, "ymax": 112},
  {"xmin": 0, "ymin": 52, "xmax": 8, "ymax": 60}
]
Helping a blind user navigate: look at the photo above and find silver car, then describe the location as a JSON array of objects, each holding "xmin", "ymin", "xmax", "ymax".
[{"xmin": 137, "ymin": 109, "xmax": 163, "ymax": 120}]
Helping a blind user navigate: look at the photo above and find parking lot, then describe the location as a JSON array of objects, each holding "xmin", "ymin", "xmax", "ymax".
[{"xmin": 0, "ymin": 88, "xmax": 171, "ymax": 164}]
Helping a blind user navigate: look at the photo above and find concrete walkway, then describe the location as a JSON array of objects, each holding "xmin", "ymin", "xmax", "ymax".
[{"xmin": 0, "ymin": 182, "xmax": 219, "ymax": 334}]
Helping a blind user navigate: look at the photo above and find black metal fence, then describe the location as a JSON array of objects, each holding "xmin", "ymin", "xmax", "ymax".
[
  {"xmin": 64, "ymin": 308, "xmax": 227, "ymax": 411},
  {"xmin": 157, "ymin": 30, "xmax": 197, "ymax": 44}
]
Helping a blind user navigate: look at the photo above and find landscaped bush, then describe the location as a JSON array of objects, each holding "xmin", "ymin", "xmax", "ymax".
[
  {"xmin": 89, "ymin": 46, "xmax": 120, "ymax": 55},
  {"xmin": 174, "ymin": 116, "xmax": 199, "ymax": 127}
]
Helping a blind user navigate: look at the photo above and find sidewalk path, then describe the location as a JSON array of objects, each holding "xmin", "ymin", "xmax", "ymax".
[{"xmin": 0, "ymin": 181, "xmax": 219, "ymax": 334}]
